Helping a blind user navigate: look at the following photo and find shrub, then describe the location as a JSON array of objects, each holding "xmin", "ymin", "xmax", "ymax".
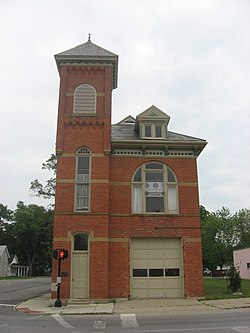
[{"xmin": 228, "ymin": 266, "xmax": 242, "ymax": 293}]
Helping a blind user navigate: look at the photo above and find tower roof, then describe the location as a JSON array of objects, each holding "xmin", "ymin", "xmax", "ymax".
[{"xmin": 55, "ymin": 36, "xmax": 118, "ymax": 89}]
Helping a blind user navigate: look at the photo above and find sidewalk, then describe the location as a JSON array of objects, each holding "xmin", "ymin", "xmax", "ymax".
[{"xmin": 15, "ymin": 293, "xmax": 250, "ymax": 315}]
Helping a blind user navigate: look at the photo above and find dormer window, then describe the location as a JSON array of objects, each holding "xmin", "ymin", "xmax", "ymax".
[
  {"xmin": 143, "ymin": 124, "xmax": 164, "ymax": 138},
  {"xmin": 135, "ymin": 105, "xmax": 170, "ymax": 140}
]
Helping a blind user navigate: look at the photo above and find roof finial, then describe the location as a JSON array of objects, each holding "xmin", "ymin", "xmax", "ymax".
[{"xmin": 88, "ymin": 33, "xmax": 91, "ymax": 42}]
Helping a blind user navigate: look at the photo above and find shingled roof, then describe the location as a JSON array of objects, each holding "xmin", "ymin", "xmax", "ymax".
[
  {"xmin": 111, "ymin": 123, "xmax": 206, "ymax": 143},
  {"xmin": 55, "ymin": 36, "xmax": 118, "ymax": 88}
]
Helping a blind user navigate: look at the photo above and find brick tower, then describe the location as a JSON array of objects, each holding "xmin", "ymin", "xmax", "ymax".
[{"xmin": 52, "ymin": 36, "xmax": 118, "ymax": 301}]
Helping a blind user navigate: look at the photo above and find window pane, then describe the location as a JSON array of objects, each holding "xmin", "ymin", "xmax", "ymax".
[
  {"xmin": 77, "ymin": 174, "xmax": 89, "ymax": 183},
  {"xmin": 165, "ymin": 268, "xmax": 180, "ymax": 276},
  {"xmin": 168, "ymin": 185, "xmax": 177, "ymax": 213},
  {"xmin": 78, "ymin": 157, "xmax": 89, "ymax": 174},
  {"xmin": 133, "ymin": 185, "xmax": 142, "ymax": 213},
  {"xmin": 74, "ymin": 234, "xmax": 88, "ymax": 250},
  {"xmin": 133, "ymin": 168, "xmax": 141, "ymax": 182},
  {"xmin": 145, "ymin": 163, "xmax": 163, "ymax": 169},
  {"xmin": 167, "ymin": 169, "xmax": 176, "ymax": 182},
  {"xmin": 149, "ymin": 269, "xmax": 164, "ymax": 277},
  {"xmin": 155, "ymin": 125, "xmax": 162, "ymax": 137},
  {"xmin": 146, "ymin": 197, "xmax": 164, "ymax": 212},
  {"xmin": 146, "ymin": 172, "xmax": 163, "ymax": 182},
  {"xmin": 76, "ymin": 184, "xmax": 89, "ymax": 210},
  {"xmin": 133, "ymin": 269, "xmax": 147, "ymax": 277},
  {"xmin": 145, "ymin": 125, "xmax": 151, "ymax": 137}
]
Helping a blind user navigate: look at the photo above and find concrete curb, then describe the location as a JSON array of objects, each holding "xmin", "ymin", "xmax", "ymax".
[{"xmin": 14, "ymin": 294, "xmax": 250, "ymax": 315}]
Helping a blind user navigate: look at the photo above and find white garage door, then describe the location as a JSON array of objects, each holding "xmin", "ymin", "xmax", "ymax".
[{"xmin": 130, "ymin": 238, "xmax": 183, "ymax": 298}]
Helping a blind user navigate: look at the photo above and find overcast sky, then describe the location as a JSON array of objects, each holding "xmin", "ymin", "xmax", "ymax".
[{"xmin": 0, "ymin": 0, "xmax": 249, "ymax": 213}]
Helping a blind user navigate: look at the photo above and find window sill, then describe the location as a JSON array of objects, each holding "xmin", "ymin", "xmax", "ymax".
[{"xmin": 71, "ymin": 113, "xmax": 97, "ymax": 117}]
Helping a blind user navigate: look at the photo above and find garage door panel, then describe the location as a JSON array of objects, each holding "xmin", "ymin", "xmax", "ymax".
[
  {"xmin": 166, "ymin": 249, "xmax": 180, "ymax": 257},
  {"xmin": 148, "ymin": 279, "xmax": 164, "ymax": 288},
  {"xmin": 133, "ymin": 289, "xmax": 148, "ymax": 298},
  {"xmin": 132, "ymin": 239, "xmax": 147, "ymax": 249},
  {"xmin": 132, "ymin": 279, "xmax": 148, "ymax": 288},
  {"xmin": 133, "ymin": 260, "xmax": 148, "ymax": 268},
  {"xmin": 148, "ymin": 289, "xmax": 165, "ymax": 298},
  {"xmin": 148, "ymin": 260, "xmax": 164, "ymax": 268},
  {"xmin": 163, "ymin": 239, "xmax": 180, "ymax": 249},
  {"xmin": 148, "ymin": 249, "xmax": 163, "ymax": 258},
  {"xmin": 133, "ymin": 249, "xmax": 147, "ymax": 259},
  {"xmin": 165, "ymin": 278, "xmax": 181, "ymax": 288},
  {"xmin": 148, "ymin": 239, "xmax": 164, "ymax": 249},
  {"xmin": 165, "ymin": 259, "xmax": 180, "ymax": 267},
  {"xmin": 166, "ymin": 288, "xmax": 182, "ymax": 298}
]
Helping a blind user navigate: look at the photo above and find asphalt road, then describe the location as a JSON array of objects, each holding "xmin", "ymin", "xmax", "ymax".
[
  {"xmin": 0, "ymin": 277, "xmax": 250, "ymax": 333},
  {"xmin": 0, "ymin": 276, "xmax": 51, "ymax": 304},
  {"xmin": 0, "ymin": 308, "xmax": 250, "ymax": 333}
]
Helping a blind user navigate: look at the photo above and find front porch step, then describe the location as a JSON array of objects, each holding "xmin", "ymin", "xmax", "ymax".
[{"xmin": 68, "ymin": 298, "xmax": 111, "ymax": 305}]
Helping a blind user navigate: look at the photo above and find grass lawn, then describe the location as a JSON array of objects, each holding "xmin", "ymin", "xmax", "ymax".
[
  {"xmin": 204, "ymin": 277, "xmax": 250, "ymax": 300},
  {"xmin": 0, "ymin": 276, "xmax": 32, "ymax": 280}
]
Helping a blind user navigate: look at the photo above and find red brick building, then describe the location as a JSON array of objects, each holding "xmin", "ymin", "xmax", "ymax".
[{"xmin": 52, "ymin": 37, "xmax": 207, "ymax": 302}]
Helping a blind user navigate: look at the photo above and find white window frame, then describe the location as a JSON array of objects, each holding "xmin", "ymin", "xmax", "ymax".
[
  {"xmin": 75, "ymin": 147, "xmax": 91, "ymax": 211},
  {"xmin": 141, "ymin": 123, "xmax": 165, "ymax": 139},
  {"xmin": 132, "ymin": 162, "xmax": 178, "ymax": 214}
]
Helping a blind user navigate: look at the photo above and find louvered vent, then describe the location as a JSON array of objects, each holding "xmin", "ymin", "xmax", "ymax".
[{"xmin": 74, "ymin": 84, "xmax": 96, "ymax": 114}]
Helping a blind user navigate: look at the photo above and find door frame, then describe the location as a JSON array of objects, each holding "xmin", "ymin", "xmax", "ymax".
[{"xmin": 70, "ymin": 233, "xmax": 90, "ymax": 299}]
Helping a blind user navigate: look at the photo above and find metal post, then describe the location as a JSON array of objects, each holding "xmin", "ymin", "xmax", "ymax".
[{"xmin": 54, "ymin": 258, "xmax": 62, "ymax": 307}]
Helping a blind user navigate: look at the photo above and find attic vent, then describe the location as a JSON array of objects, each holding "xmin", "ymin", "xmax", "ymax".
[
  {"xmin": 74, "ymin": 84, "xmax": 96, "ymax": 114},
  {"xmin": 124, "ymin": 119, "xmax": 135, "ymax": 124}
]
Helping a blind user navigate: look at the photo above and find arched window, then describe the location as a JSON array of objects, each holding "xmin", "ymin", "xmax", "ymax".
[
  {"xmin": 132, "ymin": 162, "xmax": 178, "ymax": 214},
  {"xmin": 75, "ymin": 147, "xmax": 91, "ymax": 211},
  {"xmin": 73, "ymin": 84, "xmax": 96, "ymax": 114}
]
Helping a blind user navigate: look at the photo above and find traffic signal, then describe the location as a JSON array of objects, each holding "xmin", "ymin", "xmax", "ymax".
[
  {"xmin": 59, "ymin": 249, "xmax": 68, "ymax": 259},
  {"xmin": 53, "ymin": 248, "xmax": 68, "ymax": 260}
]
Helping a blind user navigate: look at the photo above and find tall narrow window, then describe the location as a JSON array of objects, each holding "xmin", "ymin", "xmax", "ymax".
[
  {"xmin": 132, "ymin": 162, "xmax": 178, "ymax": 214},
  {"xmin": 75, "ymin": 148, "xmax": 91, "ymax": 211},
  {"xmin": 73, "ymin": 84, "xmax": 96, "ymax": 114}
]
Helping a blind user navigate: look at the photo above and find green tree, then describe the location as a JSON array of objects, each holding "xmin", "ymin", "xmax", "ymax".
[
  {"xmin": 12, "ymin": 201, "xmax": 54, "ymax": 275},
  {"xmin": 201, "ymin": 206, "xmax": 238, "ymax": 272},
  {"xmin": 30, "ymin": 154, "xmax": 56, "ymax": 199},
  {"xmin": 0, "ymin": 204, "xmax": 13, "ymax": 224},
  {"xmin": 234, "ymin": 208, "xmax": 250, "ymax": 249},
  {"xmin": 200, "ymin": 206, "xmax": 220, "ymax": 271},
  {"xmin": 0, "ymin": 204, "xmax": 14, "ymax": 246},
  {"xmin": 0, "ymin": 202, "xmax": 53, "ymax": 275},
  {"xmin": 213, "ymin": 207, "xmax": 238, "ymax": 270}
]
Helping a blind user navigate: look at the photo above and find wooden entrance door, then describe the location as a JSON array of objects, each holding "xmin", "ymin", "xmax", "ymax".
[{"xmin": 71, "ymin": 234, "xmax": 89, "ymax": 299}]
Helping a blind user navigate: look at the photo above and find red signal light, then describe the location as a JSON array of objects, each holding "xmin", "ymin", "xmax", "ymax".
[
  {"xmin": 59, "ymin": 250, "xmax": 64, "ymax": 258},
  {"xmin": 53, "ymin": 248, "xmax": 68, "ymax": 260}
]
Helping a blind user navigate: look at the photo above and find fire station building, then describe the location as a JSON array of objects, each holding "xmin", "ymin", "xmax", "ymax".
[{"xmin": 51, "ymin": 37, "xmax": 207, "ymax": 302}]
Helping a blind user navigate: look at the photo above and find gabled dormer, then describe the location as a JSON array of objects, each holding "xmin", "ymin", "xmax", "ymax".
[
  {"xmin": 135, "ymin": 105, "xmax": 170, "ymax": 139},
  {"xmin": 117, "ymin": 115, "xmax": 136, "ymax": 125}
]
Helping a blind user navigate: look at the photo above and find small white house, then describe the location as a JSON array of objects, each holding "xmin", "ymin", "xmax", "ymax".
[
  {"xmin": 233, "ymin": 248, "xmax": 250, "ymax": 280},
  {"xmin": 8, "ymin": 254, "xmax": 29, "ymax": 277},
  {"xmin": 0, "ymin": 245, "xmax": 10, "ymax": 277},
  {"xmin": 0, "ymin": 245, "xmax": 29, "ymax": 277}
]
